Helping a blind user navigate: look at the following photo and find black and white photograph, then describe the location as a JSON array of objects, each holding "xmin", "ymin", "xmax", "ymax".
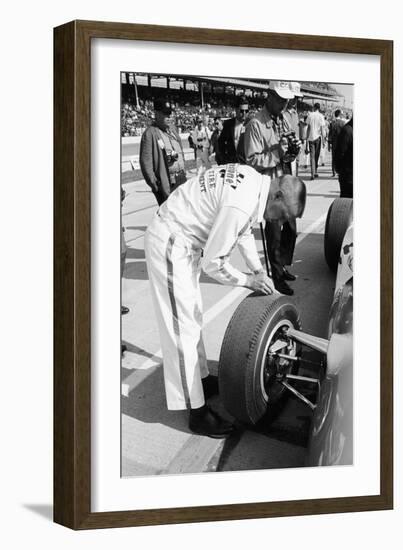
[
  {"xmin": 2, "ymin": 0, "xmax": 399, "ymax": 541},
  {"xmin": 120, "ymin": 72, "xmax": 354, "ymax": 477}
]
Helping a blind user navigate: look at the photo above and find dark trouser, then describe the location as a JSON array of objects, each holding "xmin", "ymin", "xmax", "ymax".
[
  {"xmin": 309, "ymin": 137, "xmax": 321, "ymax": 177},
  {"xmin": 170, "ymin": 169, "xmax": 187, "ymax": 190},
  {"xmin": 154, "ymin": 170, "xmax": 187, "ymax": 206},
  {"xmin": 339, "ymin": 173, "xmax": 353, "ymax": 198},
  {"xmin": 265, "ymin": 218, "xmax": 297, "ymax": 282},
  {"xmin": 153, "ymin": 188, "xmax": 168, "ymax": 206},
  {"xmin": 331, "ymin": 147, "xmax": 336, "ymax": 175}
]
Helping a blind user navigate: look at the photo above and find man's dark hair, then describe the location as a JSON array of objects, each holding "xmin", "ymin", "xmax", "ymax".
[
  {"xmin": 236, "ymin": 95, "xmax": 249, "ymax": 108},
  {"xmin": 214, "ymin": 116, "xmax": 221, "ymax": 122},
  {"xmin": 314, "ymin": 102, "xmax": 321, "ymax": 111},
  {"xmin": 334, "ymin": 109, "xmax": 341, "ymax": 118}
]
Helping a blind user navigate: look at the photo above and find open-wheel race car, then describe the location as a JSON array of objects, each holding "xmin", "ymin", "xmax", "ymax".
[{"xmin": 218, "ymin": 197, "xmax": 353, "ymax": 466}]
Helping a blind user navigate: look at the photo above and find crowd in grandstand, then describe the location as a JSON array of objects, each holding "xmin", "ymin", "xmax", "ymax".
[
  {"xmin": 122, "ymin": 98, "xmax": 259, "ymax": 137},
  {"xmin": 122, "ymin": 97, "xmax": 351, "ymax": 138}
]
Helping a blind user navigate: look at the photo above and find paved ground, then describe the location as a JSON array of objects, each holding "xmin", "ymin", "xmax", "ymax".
[{"xmin": 121, "ymin": 151, "xmax": 339, "ymax": 477}]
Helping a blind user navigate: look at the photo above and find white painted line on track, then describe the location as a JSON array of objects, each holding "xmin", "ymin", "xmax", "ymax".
[{"xmin": 122, "ymin": 212, "xmax": 327, "ymax": 396}]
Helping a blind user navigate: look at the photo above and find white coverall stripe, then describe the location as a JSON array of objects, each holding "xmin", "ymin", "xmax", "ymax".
[{"xmin": 166, "ymin": 235, "xmax": 191, "ymax": 409}]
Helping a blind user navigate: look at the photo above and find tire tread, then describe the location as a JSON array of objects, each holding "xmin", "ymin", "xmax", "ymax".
[{"xmin": 218, "ymin": 293, "xmax": 301, "ymax": 424}]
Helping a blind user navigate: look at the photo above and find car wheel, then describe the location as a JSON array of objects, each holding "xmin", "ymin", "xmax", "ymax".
[
  {"xmin": 218, "ymin": 293, "xmax": 301, "ymax": 425},
  {"xmin": 324, "ymin": 198, "xmax": 353, "ymax": 272}
]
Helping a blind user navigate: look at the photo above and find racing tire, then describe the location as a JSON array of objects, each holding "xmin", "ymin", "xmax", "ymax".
[
  {"xmin": 324, "ymin": 198, "xmax": 353, "ymax": 273},
  {"xmin": 218, "ymin": 293, "xmax": 301, "ymax": 425}
]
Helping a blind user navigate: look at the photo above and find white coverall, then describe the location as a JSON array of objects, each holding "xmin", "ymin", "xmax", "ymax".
[{"xmin": 144, "ymin": 164, "xmax": 271, "ymax": 410}]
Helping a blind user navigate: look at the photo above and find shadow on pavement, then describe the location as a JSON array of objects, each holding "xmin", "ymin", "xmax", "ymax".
[
  {"xmin": 199, "ymin": 272, "xmax": 223, "ymax": 285},
  {"xmin": 124, "ymin": 225, "xmax": 148, "ymax": 232},
  {"xmin": 291, "ymin": 233, "xmax": 335, "ymax": 337},
  {"xmin": 126, "ymin": 247, "xmax": 145, "ymax": 260},
  {"xmin": 122, "ymin": 366, "xmax": 186, "ymax": 430},
  {"xmin": 122, "ymin": 340, "xmax": 158, "ymax": 360},
  {"xmin": 122, "ymin": 360, "xmax": 221, "ymax": 435},
  {"xmin": 124, "ymin": 260, "xmax": 148, "ymax": 280},
  {"xmin": 122, "ymin": 366, "xmax": 134, "ymax": 380}
]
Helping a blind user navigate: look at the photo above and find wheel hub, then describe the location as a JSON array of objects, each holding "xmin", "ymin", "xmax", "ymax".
[
  {"xmin": 266, "ymin": 328, "xmax": 323, "ymax": 410},
  {"xmin": 262, "ymin": 326, "xmax": 298, "ymax": 402}
]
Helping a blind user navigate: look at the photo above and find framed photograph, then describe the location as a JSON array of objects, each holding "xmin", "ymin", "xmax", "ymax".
[{"xmin": 54, "ymin": 20, "xmax": 393, "ymax": 529}]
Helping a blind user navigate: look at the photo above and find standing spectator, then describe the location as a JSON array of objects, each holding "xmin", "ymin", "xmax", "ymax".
[
  {"xmin": 334, "ymin": 116, "xmax": 353, "ymax": 198},
  {"xmin": 282, "ymin": 86, "xmax": 301, "ymax": 174},
  {"xmin": 283, "ymin": 88, "xmax": 300, "ymax": 134},
  {"xmin": 218, "ymin": 95, "xmax": 249, "ymax": 165},
  {"xmin": 191, "ymin": 117, "xmax": 212, "ymax": 170},
  {"xmin": 209, "ymin": 117, "xmax": 224, "ymax": 165},
  {"xmin": 298, "ymin": 112, "xmax": 309, "ymax": 169},
  {"xmin": 188, "ymin": 132, "xmax": 197, "ymax": 162},
  {"xmin": 139, "ymin": 99, "xmax": 187, "ymax": 206},
  {"xmin": 340, "ymin": 111, "xmax": 349, "ymax": 124},
  {"xmin": 306, "ymin": 102, "xmax": 326, "ymax": 180},
  {"xmin": 328, "ymin": 109, "xmax": 346, "ymax": 177},
  {"xmin": 318, "ymin": 116, "xmax": 329, "ymax": 167},
  {"xmin": 243, "ymin": 81, "xmax": 301, "ymax": 296}
]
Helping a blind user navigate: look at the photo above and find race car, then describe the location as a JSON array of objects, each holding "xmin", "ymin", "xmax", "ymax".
[{"xmin": 218, "ymin": 198, "xmax": 353, "ymax": 466}]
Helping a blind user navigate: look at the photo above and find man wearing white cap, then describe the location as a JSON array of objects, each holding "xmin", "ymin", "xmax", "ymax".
[
  {"xmin": 243, "ymin": 81, "xmax": 301, "ymax": 296},
  {"xmin": 283, "ymin": 82, "xmax": 303, "ymax": 175},
  {"xmin": 283, "ymin": 82, "xmax": 303, "ymax": 134}
]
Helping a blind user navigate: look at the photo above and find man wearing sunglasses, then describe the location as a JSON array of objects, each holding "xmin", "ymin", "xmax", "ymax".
[{"xmin": 217, "ymin": 96, "xmax": 250, "ymax": 165}]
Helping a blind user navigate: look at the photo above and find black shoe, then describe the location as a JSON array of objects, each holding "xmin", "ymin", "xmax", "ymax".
[
  {"xmin": 314, "ymin": 173, "xmax": 319, "ymax": 178},
  {"xmin": 274, "ymin": 280, "xmax": 294, "ymax": 296},
  {"xmin": 121, "ymin": 306, "xmax": 130, "ymax": 315},
  {"xmin": 202, "ymin": 375, "xmax": 219, "ymax": 399},
  {"xmin": 282, "ymin": 268, "xmax": 296, "ymax": 281},
  {"xmin": 310, "ymin": 176, "xmax": 315, "ymax": 180},
  {"xmin": 189, "ymin": 405, "xmax": 234, "ymax": 439}
]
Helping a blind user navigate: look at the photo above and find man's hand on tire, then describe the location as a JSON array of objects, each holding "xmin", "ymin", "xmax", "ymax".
[{"xmin": 246, "ymin": 272, "xmax": 275, "ymax": 295}]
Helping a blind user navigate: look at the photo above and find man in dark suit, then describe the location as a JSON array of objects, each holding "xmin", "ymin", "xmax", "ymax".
[
  {"xmin": 334, "ymin": 116, "xmax": 353, "ymax": 198},
  {"xmin": 139, "ymin": 98, "xmax": 187, "ymax": 205},
  {"xmin": 328, "ymin": 109, "xmax": 345, "ymax": 177},
  {"xmin": 217, "ymin": 96, "xmax": 250, "ymax": 165},
  {"xmin": 209, "ymin": 117, "xmax": 224, "ymax": 165}
]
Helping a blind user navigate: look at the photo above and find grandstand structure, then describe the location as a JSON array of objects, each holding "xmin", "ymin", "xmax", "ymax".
[{"xmin": 121, "ymin": 72, "xmax": 343, "ymax": 111}]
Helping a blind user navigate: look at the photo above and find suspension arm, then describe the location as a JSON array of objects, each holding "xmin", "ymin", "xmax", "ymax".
[{"xmin": 286, "ymin": 328, "xmax": 329, "ymax": 355}]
